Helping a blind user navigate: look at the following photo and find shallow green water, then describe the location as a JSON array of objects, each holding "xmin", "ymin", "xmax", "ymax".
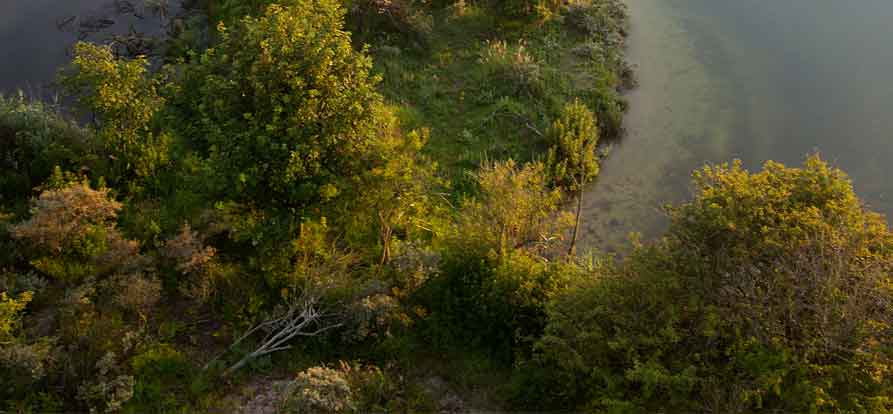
[{"xmin": 581, "ymin": 0, "xmax": 893, "ymax": 252}]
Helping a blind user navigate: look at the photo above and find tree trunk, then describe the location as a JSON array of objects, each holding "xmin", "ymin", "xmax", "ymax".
[{"xmin": 568, "ymin": 178, "xmax": 585, "ymax": 256}]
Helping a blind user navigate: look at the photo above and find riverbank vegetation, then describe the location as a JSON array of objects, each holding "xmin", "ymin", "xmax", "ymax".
[{"xmin": 3, "ymin": 0, "xmax": 893, "ymax": 413}]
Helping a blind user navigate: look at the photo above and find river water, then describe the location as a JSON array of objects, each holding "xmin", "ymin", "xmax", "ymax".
[
  {"xmin": 0, "ymin": 0, "xmax": 174, "ymax": 95},
  {"xmin": 580, "ymin": 0, "xmax": 893, "ymax": 252}
]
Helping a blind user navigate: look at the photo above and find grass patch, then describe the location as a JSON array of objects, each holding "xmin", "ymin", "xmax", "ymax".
[{"xmin": 367, "ymin": 1, "xmax": 630, "ymax": 188}]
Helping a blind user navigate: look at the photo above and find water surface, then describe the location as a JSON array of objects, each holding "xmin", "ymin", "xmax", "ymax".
[
  {"xmin": 0, "ymin": 0, "xmax": 171, "ymax": 95},
  {"xmin": 581, "ymin": 0, "xmax": 893, "ymax": 251}
]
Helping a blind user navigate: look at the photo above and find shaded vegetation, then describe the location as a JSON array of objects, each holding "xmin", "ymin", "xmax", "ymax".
[{"xmin": 6, "ymin": 0, "xmax": 892, "ymax": 413}]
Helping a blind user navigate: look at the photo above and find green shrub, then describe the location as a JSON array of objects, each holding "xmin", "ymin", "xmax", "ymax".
[
  {"xmin": 175, "ymin": 0, "xmax": 389, "ymax": 210},
  {"xmin": 61, "ymin": 42, "xmax": 170, "ymax": 184},
  {"xmin": 0, "ymin": 94, "xmax": 96, "ymax": 209},
  {"xmin": 563, "ymin": 0, "xmax": 629, "ymax": 40},
  {"xmin": 478, "ymin": 39, "xmax": 545, "ymax": 99},
  {"xmin": 419, "ymin": 248, "xmax": 578, "ymax": 360},
  {"xmin": 418, "ymin": 160, "xmax": 574, "ymax": 359},
  {"xmin": 281, "ymin": 362, "xmax": 436, "ymax": 413},
  {"xmin": 546, "ymin": 98, "xmax": 600, "ymax": 190},
  {"xmin": 126, "ymin": 344, "xmax": 194, "ymax": 413},
  {"xmin": 522, "ymin": 155, "xmax": 893, "ymax": 412},
  {"xmin": 496, "ymin": 0, "xmax": 562, "ymax": 19},
  {"xmin": 344, "ymin": 125, "xmax": 442, "ymax": 266},
  {"xmin": 455, "ymin": 160, "xmax": 566, "ymax": 257}
]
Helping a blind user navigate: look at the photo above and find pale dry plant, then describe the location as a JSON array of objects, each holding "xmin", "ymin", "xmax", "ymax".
[
  {"xmin": 161, "ymin": 224, "xmax": 218, "ymax": 303},
  {"xmin": 479, "ymin": 40, "xmax": 543, "ymax": 96},
  {"xmin": 10, "ymin": 182, "xmax": 120, "ymax": 253},
  {"xmin": 281, "ymin": 366, "xmax": 355, "ymax": 413}
]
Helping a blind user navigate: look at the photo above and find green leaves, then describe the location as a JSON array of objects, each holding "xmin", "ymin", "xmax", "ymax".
[
  {"xmin": 0, "ymin": 291, "xmax": 31, "ymax": 344},
  {"xmin": 546, "ymin": 98, "xmax": 600, "ymax": 191},
  {"xmin": 61, "ymin": 43, "xmax": 168, "ymax": 184},
  {"xmin": 523, "ymin": 155, "xmax": 893, "ymax": 412},
  {"xmin": 182, "ymin": 0, "xmax": 386, "ymax": 210}
]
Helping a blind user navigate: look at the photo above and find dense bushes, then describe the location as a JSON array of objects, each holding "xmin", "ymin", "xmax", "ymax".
[
  {"xmin": 517, "ymin": 156, "xmax": 893, "ymax": 413},
  {"xmin": 496, "ymin": 0, "xmax": 562, "ymax": 19},
  {"xmin": 0, "ymin": 95, "xmax": 95, "ymax": 210},
  {"xmin": 417, "ymin": 160, "xmax": 576, "ymax": 359},
  {"xmin": 15, "ymin": 0, "xmax": 892, "ymax": 412}
]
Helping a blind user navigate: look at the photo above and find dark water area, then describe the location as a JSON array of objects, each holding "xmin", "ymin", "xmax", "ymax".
[
  {"xmin": 581, "ymin": 0, "xmax": 893, "ymax": 252},
  {"xmin": 0, "ymin": 0, "xmax": 175, "ymax": 96}
]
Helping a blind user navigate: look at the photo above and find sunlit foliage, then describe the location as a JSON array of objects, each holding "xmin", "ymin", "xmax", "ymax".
[
  {"xmin": 520, "ymin": 156, "xmax": 893, "ymax": 413},
  {"xmin": 178, "ymin": 0, "xmax": 387, "ymax": 210},
  {"xmin": 61, "ymin": 43, "xmax": 170, "ymax": 182}
]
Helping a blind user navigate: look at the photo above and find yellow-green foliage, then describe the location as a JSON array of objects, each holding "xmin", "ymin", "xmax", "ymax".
[
  {"xmin": 347, "ymin": 122, "xmax": 442, "ymax": 265},
  {"xmin": 497, "ymin": 0, "xmax": 562, "ymax": 19},
  {"xmin": 670, "ymin": 155, "xmax": 892, "ymax": 263},
  {"xmin": 0, "ymin": 0, "xmax": 638, "ymax": 412},
  {"xmin": 0, "ymin": 287, "xmax": 52, "ymax": 406},
  {"xmin": 546, "ymin": 98, "xmax": 599, "ymax": 190},
  {"xmin": 62, "ymin": 43, "xmax": 169, "ymax": 181},
  {"xmin": 127, "ymin": 343, "xmax": 196, "ymax": 412},
  {"xmin": 0, "ymin": 291, "xmax": 31, "ymax": 343},
  {"xmin": 180, "ymin": 0, "xmax": 387, "ymax": 209},
  {"xmin": 457, "ymin": 159, "xmax": 566, "ymax": 257},
  {"xmin": 523, "ymin": 155, "xmax": 893, "ymax": 413},
  {"xmin": 418, "ymin": 160, "xmax": 573, "ymax": 358}
]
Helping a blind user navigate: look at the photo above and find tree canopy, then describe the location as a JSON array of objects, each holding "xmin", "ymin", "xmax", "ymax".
[
  {"xmin": 522, "ymin": 155, "xmax": 893, "ymax": 413},
  {"xmin": 177, "ymin": 0, "xmax": 387, "ymax": 210}
]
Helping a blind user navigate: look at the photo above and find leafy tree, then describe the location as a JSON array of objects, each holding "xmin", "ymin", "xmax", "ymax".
[
  {"xmin": 524, "ymin": 155, "xmax": 893, "ymax": 412},
  {"xmin": 546, "ymin": 99, "xmax": 599, "ymax": 254},
  {"xmin": 457, "ymin": 159, "xmax": 566, "ymax": 258},
  {"xmin": 547, "ymin": 99, "xmax": 600, "ymax": 189},
  {"xmin": 347, "ymin": 123, "xmax": 441, "ymax": 266},
  {"xmin": 61, "ymin": 43, "xmax": 170, "ymax": 183},
  {"xmin": 177, "ymin": 0, "xmax": 387, "ymax": 210},
  {"xmin": 418, "ymin": 160, "xmax": 572, "ymax": 358}
]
